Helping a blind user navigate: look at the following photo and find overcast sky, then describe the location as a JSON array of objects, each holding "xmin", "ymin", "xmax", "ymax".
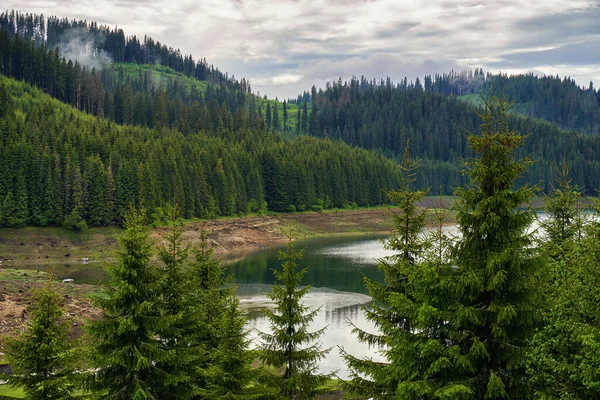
[{"xmin": 6, "ymin": 0, "xmax": 600, "ymax": 99}]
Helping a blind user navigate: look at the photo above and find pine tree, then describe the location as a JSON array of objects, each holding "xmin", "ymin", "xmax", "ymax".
[
  {"xmin": 202, "ymin": 295, "xmax": 261, "ymax": 400},
  {"xmin": 342, "ymin": 142, "xmax": 438, "ymax": 399},
  {"xmin": 188, "ymin": 228, "xmax": 235, "ymax": 396},
  {"xmin": 86, "ymin": 209, "xmax": 170, "ymax": 399},
  {"xmin": 449, "ymin": 91, "xmax": 545, "ymax": 398},
  {"xmin": 272, "ymin": 101, "xmax": 280, "ymax": 131},
  {"xmin": 282, "ymin": 100, "xmax": 288, "ymax": 133},
  {"xmin": 259, "ymin": 232, "xmax": 331, "ymax": 399},
  {"xmin": 3, "ymin": 282, "xmax": 76, "ymax": 400},
  {"xmin": 153, "ymin": 209, "xmax": 198, "ymax": 400},
  {"xmin": 539, "ymin": 157, "xmax": 584, "ymax": 258},
  {"xmin": 526, "ymin": 167, "xmax": 598, "ymax": 399},
  {"xmin": 266, "ymin": 102, "xmax": 272, "ymax": 129}
]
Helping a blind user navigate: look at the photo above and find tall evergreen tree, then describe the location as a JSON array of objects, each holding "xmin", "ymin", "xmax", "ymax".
[
  {"xmin": 526, "ymin": 166, "xmax": 599, "ymax": 399},
  {"xmin": 202, "ymin": 294, "xmax": 261, "ymax": 400},
  {"xmin": 3, "ymin": 282, "xmax": 76, "ymax": 400},
  {"xmin": 266, "ymin": 102, "xmax": 272, "ymax": 129},
  {"xmin": 86, "ymin": 209, "xmax": 170, "ymax": 399},
  {"xmin": 449, "ymin": 91, "xmax": 545, "ymax": 398},
  {"xmin": 282, "ymin": 100, "xmax": 288, "ymax": 133},
  {"xmin": 153, "ymin": 210, "xmax": 198, "ymax": 400},
  {"xmin": 342, "ymin": 142, "xmax": 442, "ymax": 399},
  {"xmin": 272, "ymin": 100, "xmax": 280, "ymax": 131},
  {"xmin": 259, "ymin": 233, "xmax": 331, "ymax": 399}
]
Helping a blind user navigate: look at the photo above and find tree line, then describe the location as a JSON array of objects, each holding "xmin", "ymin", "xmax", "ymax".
[
  {"xmin": 422, "ymin": 69, "xmax": 600, "ymax": 135},
  {"xmin": 0, "ymin": 75, "xmax": 400, "ymax": 228},
  {"xmin": 303, "ymin": 76, "xmax": 600, "ymax": 194}
]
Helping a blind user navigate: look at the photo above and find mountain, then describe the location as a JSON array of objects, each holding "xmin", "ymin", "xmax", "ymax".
[
  {"xmin": 0, "ymin": 74, "xmax": 401, "ymax": 228},
  {"xmin": 298, "ymin": 77, "xmax": 600, "ymax": 194},
  {"xmin": 1, "ymin": 10, "xmax": 600, "ymax": 231},
  {"xmin": 423, "ymin": 69, "xmax": 600, "ymax": 135}
]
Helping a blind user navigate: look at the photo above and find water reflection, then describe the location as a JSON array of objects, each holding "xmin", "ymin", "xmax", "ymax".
[{"xmin": 241, "ymin": 287, "xmax": 384, "ymax": 379}]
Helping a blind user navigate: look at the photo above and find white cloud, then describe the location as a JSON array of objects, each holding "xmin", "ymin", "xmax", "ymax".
[{"xmin": 4, "ymin": 0, "xmax": 600, "ymax": 98}]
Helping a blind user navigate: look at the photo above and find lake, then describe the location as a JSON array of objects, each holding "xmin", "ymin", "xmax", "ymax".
[{"xmin": 228, "ymin": 234, "xmax": 394, "ymax": 379}]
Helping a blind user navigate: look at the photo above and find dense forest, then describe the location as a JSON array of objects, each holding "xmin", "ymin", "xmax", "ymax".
[
  {"xmin": 421, "ymin": 69, "xmax": 600, "ymax": 135},
  {"xmin": 0, "ymin": 75, "xmax": 400, "ymax": 228},
  {"xmin": 1, "ymin": 10, "xmax": 600, "ymax": 229},
  {"xmin": 301, "ymin": 77, "xmax": 600, "ymax": 193}
]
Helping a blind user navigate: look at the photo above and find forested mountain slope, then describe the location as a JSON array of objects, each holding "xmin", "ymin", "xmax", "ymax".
[
  {"xmin": 302, "ymin": 77, "xmax": 600, "ymax": 194},
  {"xmin": 425, "ymin": 69, "xmax": 600, "ymax": 135},
  {"xmin": 0, "ymin": 75, "xmax": 400, "ymax": 227},
  {"xmin": 2, "ymin": 10, "xmax": 600, "ymax": 202}
]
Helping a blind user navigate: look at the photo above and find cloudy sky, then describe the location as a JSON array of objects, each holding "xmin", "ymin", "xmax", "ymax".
[{"xmin": 6, "ymin": 0, "xmax": 600, "ymax": 99}]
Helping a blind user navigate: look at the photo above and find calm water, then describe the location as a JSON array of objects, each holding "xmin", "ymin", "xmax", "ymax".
[{"xmin": 227, "ymin": 234, "xmax": 393, "ymax": 379}]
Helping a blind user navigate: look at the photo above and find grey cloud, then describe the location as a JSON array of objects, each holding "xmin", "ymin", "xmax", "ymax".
[
  {"xmin": 375, "ymin": 22, "xmax": 421, "ymax": 39},
  {"xmin": 488, "ymin": 39, "xmax": 600, "ymax": 68},
  {"xmin": 2, "ymin": 0, "xmax": 600, "ymax": 98}
]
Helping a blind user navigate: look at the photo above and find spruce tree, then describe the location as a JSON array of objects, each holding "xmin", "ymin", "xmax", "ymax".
[
  {"xmin": 202, "ymin": 295, "xmax": 261, "ymax": 400},
  {"xmin": 187, "ymin": 228, "xmax": 235, "ymax": 396},
  {"xmin": 259, "ymin": 233, "xmax": 331, "ymax": 399},
  {"xmin": 449, "ymin": 91, "xmax": 545, "ymax": 398},
  {"xmin": 266, "ymin": 102, "xmax": 272, "ymax": 129},
  {"xmin": 153, "ymin": 210, "xmax": 198, "ymax": 400},
  {"xmin": 539, "ymin": 157, "xmax": 584, "ymax": 259},
  {"xmin": 342, "ymin": 142, "xmax": 439, "ymax": 399},
  {"xmin": 3, "ymin": 282, "xmax": 76, "ymax": 400},
  {"xmin": 86, "ymin": 209, "xmax": 169, "ymax": 399},
  {"xmin": 272, "ymin": 100, "xmax": 280, "ymax": 131},
  {"xmin": 526, "ymin": 168, "xmax": 598, "ymax": 399}
]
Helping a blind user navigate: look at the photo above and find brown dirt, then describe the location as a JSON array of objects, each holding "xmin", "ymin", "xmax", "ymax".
[
  {"xmin": 0, "ymin": 281, "xmax": 102, "ymax": 351},
  {"xmin": 152, "ymin": 215, "xmax": 290, "ymax": 257}
]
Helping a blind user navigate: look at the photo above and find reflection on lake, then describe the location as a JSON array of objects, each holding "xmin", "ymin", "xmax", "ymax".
[{"xmin": 227, "ymin": 235, "xmax": 389, "ymax": 378}]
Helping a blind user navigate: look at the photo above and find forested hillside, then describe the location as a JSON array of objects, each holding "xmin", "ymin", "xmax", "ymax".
[
  {"xmin": 302, "ymin": 77, "xmax": 600, "ymax": 194},
  {"xmin": 0, "ymin": 75, "xmax": 400, "ymax": 227},
  {"xmin": 2, "ymin": 9, "xmax": 600, "ymax": 229},
  {"xmin": 424, "ymin": 69, "xmax": 600, "ymax": 135}
]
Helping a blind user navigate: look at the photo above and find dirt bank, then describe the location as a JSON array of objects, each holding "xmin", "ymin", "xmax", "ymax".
[{"xmin": 0, "ymin": 208, "xmax": 408, "ymax": 267}]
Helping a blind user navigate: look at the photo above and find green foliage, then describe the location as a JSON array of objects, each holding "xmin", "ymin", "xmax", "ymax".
[
  {"xmin": 449, "ymin": 91, "xmax": 546, "ymax": 398},
  {"xmin": 259, "ymin": 234, "xmax": 331, "ymax": 399},
  {"xmin": 527, "ymin": 185, "xmax": 600, "ymax": 399},
  {"xmin": 344, "ymin": 143, "xmax": 458, "ymax": 399},
  {"xmin": 3, "ymin": 283, "xmax": 76, "ymax": 400},
  {"xmin": 297, "ymin": 76, "xmax": 600, "ymax": 195},
  {"xmin": 201, "ymin": 295, "xmax": 261, "ymax": 400},
  {"xmin": 0, "ymin": 75, "xmax": 400, "ymax": 227},
  {"xmin": 152, "ymin": 209, "xmax": 198, "ymax": 399},
  {"xmin": 62, "ymin": 212, "xmax": 88, "ymax": 231},
  {"xmin": 86, "ymin": 208, "xmax": 169, "ymax": 399}
]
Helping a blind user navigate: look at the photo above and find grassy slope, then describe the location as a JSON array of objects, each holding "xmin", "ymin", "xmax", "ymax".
[
  {"xmin": 458, "ymin": 92, "xmax": 531, "ymax": 116},
  {"xmin": 110, "ymin": 63, "xmax": 303, "ymax": 134}
]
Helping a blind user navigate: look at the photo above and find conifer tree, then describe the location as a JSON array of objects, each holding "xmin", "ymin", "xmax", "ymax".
[
  {"xmin": 272, "ymin": 101, "xmax": 280, "ymax": 131},
  {"xmin": 187, "ymin": 228, "xmax": 235, "ymax": 395},
  {"xmin": 266, "ymin": 102, "xmax": 272, "ymax": 129},
  {"xmin": 539, "ymin": 157, "xmax": 584, "ymax": 259},
  {"xmin": 282, "ymin": 100, "xmax": 288, "ymax": 132},
  {"xmin": 449, "ymin": 91, "xmax": 545, "ymax": 398},
  {"xmin": 342, "ymin": 142, "xmax": 435, "ymax": 398},
  {"xmin": 259, "ymin": 232, "xmax": 331, "ymax": 399},
  {"xmin": 153, "ymin": 208, "xmax": 198, "ymax": 400},
  {"xmin": 86, "ymin": 209, "xmax": 169, "ymax": 399},
  {"xmin": 202, "ymin": 295, "xmax": 261, "ymax": 400},
  {"xmin": 526, "ymin": 166, "xmax": 598, "ymax": 399},
  {"xmin": 3, "ymin": 282, "xmax": 76, "ymax": 400}
]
